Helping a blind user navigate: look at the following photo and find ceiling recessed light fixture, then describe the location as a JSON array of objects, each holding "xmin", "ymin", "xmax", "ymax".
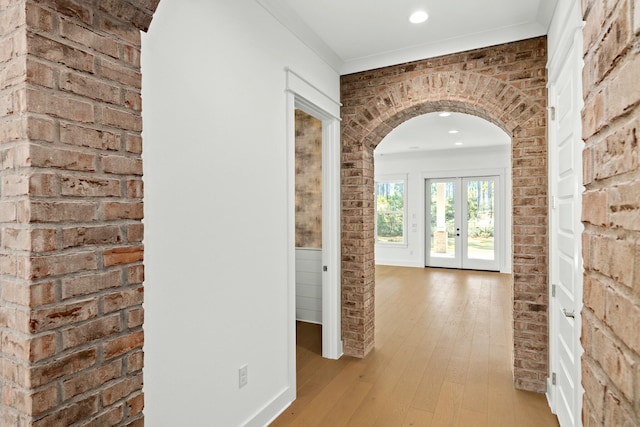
[
  {"xmin": 455, "ymin": 142, "xmax": 464, "ymax": 146},
  {"xmin": 439, "ymin": 112, "xmax": 451, "ymax": 117},
  {"xmin": 448, "ymin": 130, "xmax": 459, "ymax": 134},
  {"xmin": 409, "ymin": 10, "xmax": 429, "ymax": 24}
]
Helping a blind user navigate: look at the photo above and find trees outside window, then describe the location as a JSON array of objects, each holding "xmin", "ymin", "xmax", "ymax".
[{"xmin": 376, "ymin": 181, "xmax": 405, "ymax": 243}]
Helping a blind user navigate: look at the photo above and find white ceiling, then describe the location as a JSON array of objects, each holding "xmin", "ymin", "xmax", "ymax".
[
  {"xmin": 257, "ymin": 0, "xmax": 557, "ymax": 74},
  {"xmin": 257, "ymin": 0, "xmax": 557, "ymax": 153},
  {"xmin": 375, "ymin": 112, "xmax": 510, "ymax": 156}
]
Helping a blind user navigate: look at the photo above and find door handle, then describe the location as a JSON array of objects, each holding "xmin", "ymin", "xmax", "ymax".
[{"xmin": 562, "ymin": 309, "xmax": 575, "ymax": 318}]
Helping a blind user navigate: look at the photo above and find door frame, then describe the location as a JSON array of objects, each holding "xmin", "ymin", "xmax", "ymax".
[
  {"xmin": 423, "ymin": 168, "xmax": 509, "ymax": 273},
  {"xmin": 285, "ymin": 69, "xmax": 342, "ymax": 390}
]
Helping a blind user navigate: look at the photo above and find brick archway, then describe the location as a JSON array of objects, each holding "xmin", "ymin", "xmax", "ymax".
[{"xmin": 340, "ymin": 36, "xmax": 549, "ymax": 392}]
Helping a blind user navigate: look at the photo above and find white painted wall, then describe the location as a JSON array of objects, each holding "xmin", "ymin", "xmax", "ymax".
[
  {"xmin": 141, "ymin": 1, "xmax": 339, "ymax": 426},
  {"xmin": 374, "ymin": 145, "xmax": 512, "ymax": 272}
]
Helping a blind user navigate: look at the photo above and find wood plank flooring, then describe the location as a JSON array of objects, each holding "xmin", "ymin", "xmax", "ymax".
[{"xmin": 271, "ymin": 266, "xmax": 559, "ymax": 426}]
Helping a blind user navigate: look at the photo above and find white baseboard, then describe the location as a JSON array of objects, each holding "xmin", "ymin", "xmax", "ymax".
[
  {"xmin": 375, "ymin": 259, "xmax": 424, "ymax": 268},
  {"xmin": 243, "ymin": 386, "xmax": 294, "ymax": 427}
]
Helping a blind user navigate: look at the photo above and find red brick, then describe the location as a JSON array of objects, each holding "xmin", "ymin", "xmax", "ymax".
[
  {"xmin": 101, "ymin": 155, "xmax": 142, "ymax": 175},
  {"xmin": 19, "ymin": 200, "xmax": 98, "ymax": 223},
  {"xmin": 62, "ymin": 225, "xmax": 122, "ymax": 249},
  {"xmin": 26, "ymin": 88, "xmax": 95, "ymax": 123},
  {"xmin": 126, "ymin": 223, "xmax": 143, "ymax": 243},
  {"xmin": 127, "ymin": 179, "xmax": 143, "ymax": 198},
  {"xmin": 607, "ymin": 53, "xmax": 640, "ymax": 119},
  {"xmin": 582, "ymin": 189, "xmax": 608, "ymax": 226},
  {"xmin": 103, "ymin": 330, "xmax": 143, "ymax": 360},
  {"xmin": 62, "ymin": 360, "xmax": 121, "ymax": 400},
  {"xmin": 31, "ymin": 348, "xmax": 97, "ymax": 387},
  {"xmin": 26, "ymin": 144, "xmax": 97, "ymax": 171},
  {"xmin": 102, "ymin": 286, "xmax": 143, "ymax": 314},
  {"xmin": 97, "ymin": 15, "xmax": 140, "ymax": 46},
  {"xmin": 25, "ymin": 3, "xmax": 54, "ymax": 32},
  {"xmin": 60, "ymin": 18, "xmax": 119, "ymax": 58},
  {"xmin": 60, "ymin": 123, "xmax": 121, "ymax": 151},
  {"xmin": 32, "ymin": 394, "xmax": 99, "ymax": 427},
  {"xmin": 1, "ymin": 280, "xmax": 56, "ymax": 308},
  {"xmin": 61, "ymin": 270, "xmax": 121, "ymax": 300},
  {"xmin": 25, "ymin": 116, "xmax": 56, "ymax": 142},
  {"xmin": 61, "ymin": 175, "xmax": 120, "ymax": 197},
  {"xmin": 125, "ymin": 134, "xmax": 142, "ymax": 154},
  {"xmin": 26, "ymin": 57, "xmax": 55, "ymax": 88},
  {"xmin": 100, "ymin": 58, "xmax": 141, "ymax": 88},
  {"xmin": 605, "ymin": 286, "xmax": 640, "ymax": 354},
  {"xmin": 608, "ymin": 180, "xmax": 640, "ymax": 231},
  {"xmin": 98, "ymin": 0, "xmax": 153, "ymax": 32},
  {"xmin": 30, "ymin": 298, "xmax": 98, "ymax": 333},
  {"xmin": 122, "ymin": 45, "xmax": 141, "ymax": 67},
  {"xmin": 78, "ymin": 405, "xmax": 124, "ymax": 427},
  {"xmin": 102, "ymin": 373, "xmax": 142, "ymax": 406},
  {"xmin": 34, "ymin": 0, "xmax": 93, "ymax": 26},
  {"xmin": 102, "ymin": 106, "xmax": 142, "ymax": 131},
  {"xmin": 123, "ymin": 89, "xmax": 141, "ymax": 112},
  {"xmin": 61, "ymin": 314, "xmax": 121, "ymax": 350},
  {"xmin": 27, "ymin": 33, "xmax": 94, "ymax": 74},
  {"xmin": 126, "ymin": 350, "xmax": 143, "ymax": 374},
  {"xmin": 126, "ymin": 307, "xmax": 143, "ymax": 329},
  {"xmin": 103, "ymin": 245, "xmax": 143, "ymax": 267},
  {"xmin": 127, "ymin": 392, "xmax": 143, "ymax": 416},
  {"xmin": 1, "ymin": 227, "xmax": 57, "ymax": 252},
  {"xmin": 104, "ymin": 202, "xmax": 143, "ymax": 220},
  {"xmin": 127, "ymin": 265, "xmax": 143, "ymax": 285},
  {"xmin": 19, "ymin": 251, "xmax": 98, "ymax": 280},
  {"xmin": 60, "ymin": 70, "xmax": 120, "ymax": 104}
]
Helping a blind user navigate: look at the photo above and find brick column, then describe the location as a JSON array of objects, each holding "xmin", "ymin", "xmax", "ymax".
[
  {"xmin": 0, "ymin": 1, "xmax": 158, "ymax": 424},
  {"xmin": 581, "ymin": 0, "xmax": 640, "ymax": 425}
]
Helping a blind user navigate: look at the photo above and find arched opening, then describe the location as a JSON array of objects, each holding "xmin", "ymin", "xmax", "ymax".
[
  {"xmin": 373, "ymin": 111, "xmax": 511, "ymax": 272},
  {"xmin": 340, "ymin": 37, "xmax": 549, "ymax": 392}
]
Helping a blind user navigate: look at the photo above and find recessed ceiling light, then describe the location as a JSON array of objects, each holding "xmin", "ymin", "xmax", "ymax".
[
  {"xmin": 448, "ymin": 130, "xmax": 459, "ymax": 134},
  {"xmin": 455, "ymin": 142, "xmax": 464, "ymax": 146},
  {"xmin": 409, "ymin": 11, "xmax": 429, "ymax": 24},
  {"xmin": 439, "ymin": 112, "xmax": 451, "ymax": 117}
]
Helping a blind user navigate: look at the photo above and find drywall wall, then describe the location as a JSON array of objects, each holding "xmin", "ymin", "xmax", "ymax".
[{"xmin": 141, "ymin": 1, "xmax": 339, "ymax": 425}]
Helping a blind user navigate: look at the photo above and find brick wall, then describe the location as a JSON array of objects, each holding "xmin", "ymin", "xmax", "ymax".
[
  {"xmin": 341, "ymin": 37, "xmax": 549, "ymax": 392},
  {"xmin": 0, "ymin": 1, "xmax": 157, "ymax": 424},
  {"xmin": 295, "ymin": 109, "xmax": 322, "ymax": 249},
  {"xmin": 581, "ymin": 0, "xmax": 640, "ymax": 425}
]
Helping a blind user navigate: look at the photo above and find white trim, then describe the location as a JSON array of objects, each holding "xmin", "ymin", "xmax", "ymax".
[
  {"xmin": 286, "ymin": 69, "xmax": 343, "ymax": 383},
  {"xmin": 255, "ymin": 0, "xmax": 342, "ymax": 72},
  {"xmin": 242, "ymin": 386, "xmax": 294, "ymax": 427},
  {"xmin": 286, "ymin": 68, "xmax": 341, "ymax": 120}
]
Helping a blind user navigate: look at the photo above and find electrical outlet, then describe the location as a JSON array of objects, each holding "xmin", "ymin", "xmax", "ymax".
[{"xmin": 239, "ymin": 365, "xmax": 248, "ymax": 389}]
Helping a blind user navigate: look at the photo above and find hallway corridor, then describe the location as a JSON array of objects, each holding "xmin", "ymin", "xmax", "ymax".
[{"xmin": 272, "ymin": 266, "xmax": 558, "ymax": 426}]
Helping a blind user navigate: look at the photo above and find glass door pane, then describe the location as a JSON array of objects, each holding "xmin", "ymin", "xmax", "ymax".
[
  {"xmin": 465, "ymin": 179, "xmax": 495, "ymax": 261},
  {"xmin": 428, "ymin": 180, "xmax": 460, "ymax": 268}
]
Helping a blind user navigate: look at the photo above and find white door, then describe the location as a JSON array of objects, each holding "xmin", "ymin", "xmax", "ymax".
[
  {"xmin": 426, "ymin": 176, "xmax": 500, "ymax": 271},
  {"xmin": 548, "ymin": 21, "xmax": 584, "ymax": 427}
]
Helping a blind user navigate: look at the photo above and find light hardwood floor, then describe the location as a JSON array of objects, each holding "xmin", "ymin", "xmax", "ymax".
[{"xmin": 271, "ymin": 266, "xmax": 559, "ymax": 427}]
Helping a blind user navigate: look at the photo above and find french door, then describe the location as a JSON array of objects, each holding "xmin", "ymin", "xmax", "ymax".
[{"xmin": 426, "ymin": 176, "xmax": 500, "ymax": 271}]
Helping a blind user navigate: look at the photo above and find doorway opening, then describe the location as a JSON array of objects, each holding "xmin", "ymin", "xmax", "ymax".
[
  {"xmin": 294, "ymin": 109, "xmax": 324, "ymax": 355},
  {"xmin": 373, "ymin": 112, "xmax": 511, "ymax": 273},
  {"xmin": 426, "ymin": 176, "xmax": 500, "ymax": 271}
]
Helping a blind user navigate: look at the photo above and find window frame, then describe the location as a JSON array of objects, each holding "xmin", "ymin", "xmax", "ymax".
[{"xmin": 374, "ymin": 175, "xmax": 408, "ymax": 246}]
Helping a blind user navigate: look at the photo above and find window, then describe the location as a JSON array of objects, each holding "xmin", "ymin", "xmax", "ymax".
[{"xmin": 375, "ymin": 180, "xmax": 406, "ymax": 244}]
